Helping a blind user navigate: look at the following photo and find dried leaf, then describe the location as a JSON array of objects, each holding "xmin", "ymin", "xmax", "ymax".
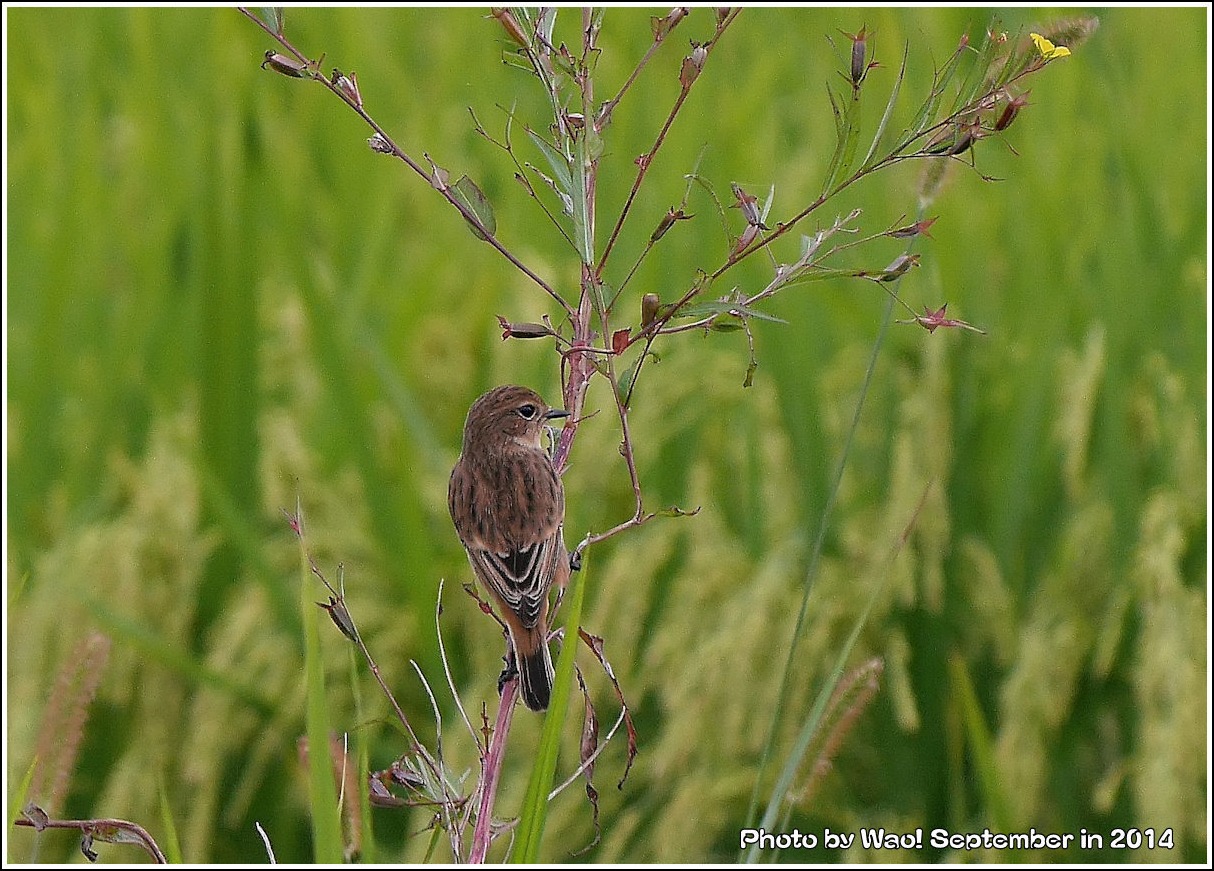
[
  {"xmin": 574, "ymin": 668, "xmax": 602, "ymax": 855},
  {"xmin": 22, "ymin": 803, "xmax": 50, "ymax": 831}
]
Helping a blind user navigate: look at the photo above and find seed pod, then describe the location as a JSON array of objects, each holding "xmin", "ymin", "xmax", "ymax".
[
  {"xmin": 850, "ymin": 26, "xmax": 868, "ymax": 88},
  {"xmin": 318, "ymin": 597, "xmax": 359, "ymax": 643},
  {"xmin": 680, "ymin": 43, "xmax": 707, "ymax": 88},
  {"xmin": 641, "ymin": 293, "xmax": 661, "ymax": 328},
  {"xmin": 497, "ymin": 317, "xmax": 554, "ymax": 340},
  {"xmin": 889, "ymin": 216, "xmax": 938, "ymax": 239},
  {"xmin": 261, "ymin": 50, "xmax": 307, "ymax": 78},
  {"xmin": 731, "ymin": 183, "xmax": 765, "ymax": 228},
  {"xmin": 995, "ymin": 92, "xmax": 1030, "ymax": 132},
  {"xmin": 331, "ymin": 68, "xmax": 363, "ymax": 109},
  {"xmin": 878, "ymin": 253, "xmax": 921, "ymax": 282},
  {"xmin": 490, "ymin": 7, "xmax": 529, "ymax": 48}
]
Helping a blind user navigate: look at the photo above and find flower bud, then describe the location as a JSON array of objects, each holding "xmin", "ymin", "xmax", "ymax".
[
  {"xmin": 731, "ymin": 223, "xmax": 760, "ymax": 259},
  {"xmin": 652, "ymin": 7, "xmax": 690, "ymax": 42},
  {"xmin": 840, "ymin": 26, "xmax": 875, "ymax": 89},
  {"xmin": 318, "ymin": 597, "xmax": 358, "ymax": 643}
]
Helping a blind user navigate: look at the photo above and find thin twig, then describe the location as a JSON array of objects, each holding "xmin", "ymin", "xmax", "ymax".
[
  {"xmin": 286, "ymin": 509, "xmax": 447, "ymax": 793},
  {"xmin": 15, "ymin": 813, "xmax": 168, "ymax": 864},
  {"xmin": 238, "ymin": 7, "xmax": 574, "ymax": 319},
  {"xmin": 410, "ymin": 660, "xmax": 464, "ymax": 861},
  {"xmin": 595, "ymin": 9, "xmax": 741, "ymax": 276},
  {"xmin": 548, "ymin": 704, "xmax": 628, "ymax": 800},
  {"xmin": 719, "ymin": 61, "xmax": 1049, "ymax": 272},
  {"xmin": 473, "ymin": 106, "xmax": 579, "ymax": 250},
  {"xmin": 596, "ymin": 8, "xmax": 690, "ymax": 128},
  {"xmin": 435, "ymin": 579, "xmax": 481, "ymax": 750}
]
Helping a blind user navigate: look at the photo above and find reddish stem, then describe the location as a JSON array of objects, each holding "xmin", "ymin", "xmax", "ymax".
[{"xmin": 468, "ymin": 681, "xmax": 519, "ymax": 862}]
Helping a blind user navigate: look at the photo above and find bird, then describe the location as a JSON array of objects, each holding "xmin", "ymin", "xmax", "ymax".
[{"xmin": 448, "ymin": 385, "xmax": 570, "ymax": 711}]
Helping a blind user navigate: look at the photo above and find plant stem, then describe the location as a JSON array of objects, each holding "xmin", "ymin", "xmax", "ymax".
[{"xmin": 468, "ymin": 681, "xmax": 519, "ymax": 863}]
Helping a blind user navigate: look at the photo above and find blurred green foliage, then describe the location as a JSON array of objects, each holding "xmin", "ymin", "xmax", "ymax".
[{"xmin": 5, "ymin": 6, "xmax": 1207, "ymax": 864}]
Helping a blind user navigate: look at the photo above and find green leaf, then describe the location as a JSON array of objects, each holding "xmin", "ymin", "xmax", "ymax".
[
  {"xmin": 571, "ymin": 132, "xmax": 595, "ymax": 264},
  {"xmin": 452, "ymin": 175, "xmax": 497, "ymax": 241},
  {"xmin": 862, "ymin": 44, "xmax": 908, "ymax": 169},
  {"xmin": 157, "ymin": 773, "xmax": 184, "ymax": 864},
  {"xmin": 822, "ymin": 87, "xmax": 862, "ymax": 195},
  {"xmin": 525, "ymin": 127, "xmax": 573, "ymax": 192},
  {"xmin": 744, "ymin": 357, "xmax": 758, "ymax": 387},
  {"xmin": 501, "ymin": 50, "xmax": 535, "ymax": 74},
  {"xmin": 258, "ymin": 7, "xmax": 284, "ymax": 35},
  {"xmin": 615, "ymin": 352, "xmax": 648, "ymax": 406},
  {"xmin": 989, "ymin": 24, "xmax": 1027, "ymax": 90},
  {"xmin": 953, "ymin": 25, "xmax": 1012, "ymax": 113},
  {"xmin": 743, "ymin": 297, "xmax": 897, "ymax": 861},
  {"xmin": 585, "ymin": 127, "xmax": 605, "ymax": 162},
  {"xmin": 676, "ymin": 300, "xmax": 788, "ymax": 324},
  {"xmin": 347, "ymin": 637, "xmax": 376, "ymax": 863},
  {"xmin": 8, "ymin": 755, "xmax": 38, "ymax": 836},
  {"xmin": 525, "ymin": 164, "xmax": 575, "ymax": 218},
  {"xmin": 905, "ymin": 36, "xmax": 969, "ymax": 146},
  {"xmin": 656, "ymin": 505, "xmax": 698, "ymax": 518}
]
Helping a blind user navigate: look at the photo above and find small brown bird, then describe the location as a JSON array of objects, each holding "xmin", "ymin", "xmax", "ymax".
[{"xmin": 448, "ymin": 385, "xmax": 570, "ymax": 712}]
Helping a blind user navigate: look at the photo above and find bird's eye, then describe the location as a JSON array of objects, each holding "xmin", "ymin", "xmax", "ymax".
[{"xmin": 517, "ymin": 404, "xmax": 538, "ymax": 420}]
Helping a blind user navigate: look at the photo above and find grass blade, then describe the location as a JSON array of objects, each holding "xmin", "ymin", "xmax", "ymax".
[
  {"xmin": 156, "ymin": 773, "xmax": 184, "ymax": 864},
  {"xmin": 862, "ymin": 44, "xmax": 908, "ymax": 169},
  {"xmin": 299, "ymin": 507, "xmax": 344, "ymax": 863},
  {"xmin": 742, "ymin": 293, "xmax": 897, "ymax": 859},
  {"xmin": 511, "ymin": 554, "xmax": 589, "ymax": 862},
  {"xmin": 949, "ymin": 654, "xmax": 1014, "ymax": 831}
]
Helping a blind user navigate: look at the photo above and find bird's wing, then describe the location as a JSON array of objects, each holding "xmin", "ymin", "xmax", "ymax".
[{"xmin": 467, "ymin": 529, "xmax": 563, "ymax": 629}]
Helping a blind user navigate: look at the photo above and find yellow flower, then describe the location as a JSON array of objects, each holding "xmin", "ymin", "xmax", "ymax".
[{"xmin": 1030, "ymin": 32, "xmax": 1072, "ymax": 59}]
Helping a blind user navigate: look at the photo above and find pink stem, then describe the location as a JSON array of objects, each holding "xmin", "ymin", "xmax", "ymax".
[{"xmin": 468, "ymin": 681, "xmax": 519, "ymax": 862}]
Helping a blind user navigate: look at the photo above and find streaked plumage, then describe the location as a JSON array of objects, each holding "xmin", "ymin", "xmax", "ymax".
[{"xmin": 448, "ymin": 385, "xmax": 570, "ymax": 711}]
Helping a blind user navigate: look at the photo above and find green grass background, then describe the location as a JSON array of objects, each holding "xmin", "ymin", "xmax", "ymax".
[{"xmin": 5, "ymin": 6, "xmax": 1207, "ymax": 864}]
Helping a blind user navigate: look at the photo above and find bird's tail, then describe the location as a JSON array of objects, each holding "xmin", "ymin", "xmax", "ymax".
[{"xmin": 513, "ymin": 631, "xmax": 555, "ymax": 712}]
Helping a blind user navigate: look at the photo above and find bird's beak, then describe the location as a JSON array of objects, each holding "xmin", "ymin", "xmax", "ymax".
[{"xmin": 544, "ymin": 408, "xmax": 570, "ymax": 421}]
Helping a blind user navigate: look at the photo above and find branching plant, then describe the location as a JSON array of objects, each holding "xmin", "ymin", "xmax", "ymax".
[{"xmin": 240, "ymin": 5, "xmax": 1094, "ymax": 864}]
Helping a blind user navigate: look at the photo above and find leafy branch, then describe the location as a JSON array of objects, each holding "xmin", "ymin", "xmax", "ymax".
[{"xmin": 241, "ymin": 6, "xmax": 1094, "ymax": 862}]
